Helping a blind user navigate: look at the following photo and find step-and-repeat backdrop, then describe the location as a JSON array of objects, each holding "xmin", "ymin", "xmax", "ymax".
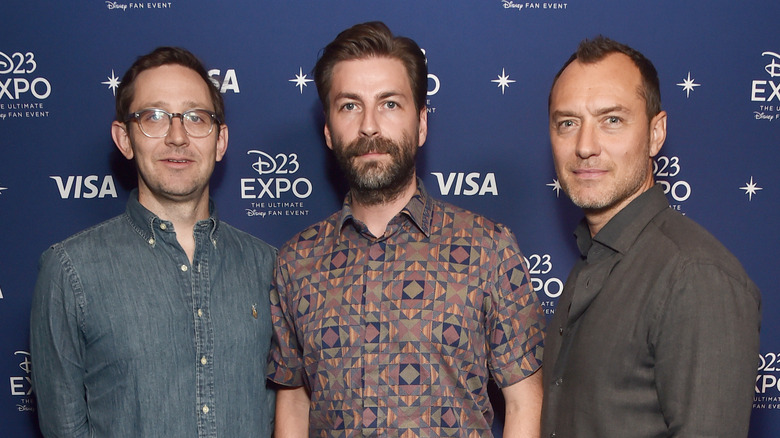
[{"xmin": 1, "ymin": 1, "xmax": 777, "ymax": 436}]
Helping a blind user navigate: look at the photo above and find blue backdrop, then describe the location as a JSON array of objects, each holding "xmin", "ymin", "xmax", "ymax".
[{"xmin": 1, "ymin": 1, "xmax": 777, "ymax": 436}]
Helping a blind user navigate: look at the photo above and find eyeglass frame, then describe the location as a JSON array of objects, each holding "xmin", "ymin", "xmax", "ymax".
[{"xmin": 124, "ymin": 108, "xmax": 221, "ymax": 138}]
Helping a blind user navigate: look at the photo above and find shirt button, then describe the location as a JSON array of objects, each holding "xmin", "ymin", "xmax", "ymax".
[
  {"xmin": 159, "ymin": 223, "xmax": 167, "ymax": 230},
  {"xmin": 550, "ymin": 433, "xmax": 556, "ymax": 437},
  {"xmin": 558, "ymin": 327, "xmax": 564, "ymax": 335},
  {"xmin": 555, "ymin": 377, "xmax": 564, "ymax": 386},
  {"xmin": 148, "ymin": 238, "xmax": 155, "ymax": 245},
  {"xmin": 202, "ymin": 405, "xmax": 209, "ymax": 414},
  {"xmin": 197, "ymin": 309, "xmax": 203, "ymax": 317},
  {"xmin": 180, "ymin": 265, "xmax": 188, "ymax": 272},
  {"xmin": 200, "ymin": 356, "xmax": 207, "ymax": 365}
]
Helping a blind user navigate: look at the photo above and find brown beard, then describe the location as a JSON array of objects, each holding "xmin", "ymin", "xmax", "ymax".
[{"xmin": 332, "ymin": 134, "xmax": 417, "ymax": 206}]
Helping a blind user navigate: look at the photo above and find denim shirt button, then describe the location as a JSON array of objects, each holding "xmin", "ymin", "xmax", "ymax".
[
  {"xmin": 147, "ymin": 238, "xmax": 155, "ymax": 245},
  {"xmin": 159, "ymin": 223, "xmax": 167, "ymax": 231},
  {"xmin": 197, "ymin": 309, "xmax": 203, "ymax": 317},
  {"xmin": 200, "ymin": 356, "xmax": 207, "ymax": 365},
  {"xmin": 180, "ymin": 265, "xmax": 188, "ymax": 272},
  {"xmin": 202, "ymin": 405, "xmax": 209, "ymax": 414}
]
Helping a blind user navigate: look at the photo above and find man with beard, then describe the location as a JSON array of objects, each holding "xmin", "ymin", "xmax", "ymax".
[
  {"xmin": 267, "ymin": 22, "xmax": 545, "ymax": 437},
  {"xmin": 541, "ymin": 36, "xmax": 761, "ymax": 437},
  {"xmin": 30, "ymin": 47, "xmax": 276, "ymax": 437}
]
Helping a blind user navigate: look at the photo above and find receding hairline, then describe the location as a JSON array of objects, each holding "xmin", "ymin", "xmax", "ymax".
[{"xmin": 549, "ymin": 52, "xmax": 649, "ymax": 115}]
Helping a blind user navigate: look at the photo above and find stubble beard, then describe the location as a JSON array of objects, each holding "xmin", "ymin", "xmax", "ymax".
[
  {"xmin": 561, "ymin": 153, "xmax": 652, "ymax": 213},
  {"xmin": 333, "ymin": 134, "xmax": 418, "ymax": 206}
]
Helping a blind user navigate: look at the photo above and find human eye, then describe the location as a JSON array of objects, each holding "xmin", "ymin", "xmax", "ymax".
[
  {"xmin": 340, "ymin": 102, "xmax": 357, "ymax": 112},
  {"xmin": 384, "ymin": 101, "xmax": 398, "ymax": 109},
  {"xmin": 554, "ymin": 118, "xmax": 577, "ymax": 134},
  {"xmin": 142, "ymin": 109, "xmax": 167, "ymax": 123},
  {"xmin": 601, "ymin": 115, "xmax": 625, "ymax": 129},
  {"xmin": 185, "ymin": 110, "xmax": 209, "ymax": 125}
]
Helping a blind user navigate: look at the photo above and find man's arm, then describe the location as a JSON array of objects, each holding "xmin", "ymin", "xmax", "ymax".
[
  {"xmin": 29, "ymin": 247, "xmax": 91, "ymax": 437},
  {"xmin": 501, "ymin": 368, "xmax": 543, "ymax": 438},
  {"xmin": 655, "ymin": 263, "xmax": 761, "ymax": 436},
  {"xmin": 274, "ymin": 385, "xmax": 310, "ymax": 437}
]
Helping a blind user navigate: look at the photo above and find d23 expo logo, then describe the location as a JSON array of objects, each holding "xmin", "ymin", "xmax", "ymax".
[
  {"xmin": 755, "ymin": 352, "xmax": 780, "ymax": 410},
  {"xmin": 0, "ymin": 51, "xmax": 51, "ymax": 121},
  {"xmin": 751, "ymin": 51, "xmax": 780, "ymax": 122},
  {"xmin": 524, "ymin": 253, "xmax": 564, "ymax": 316},
  {"xmin": 10, "ymin": 350, "xmax": 35, "ymax": 412},
  {"xmin": 241, "ymin": 150, "xmax": 311, "ymax": 218},
  {"xmin": 653, "ymin": 155, "xmax": 691, "ymax": 211}
]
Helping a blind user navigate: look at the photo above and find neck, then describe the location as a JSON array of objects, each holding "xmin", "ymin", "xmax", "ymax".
[
  {"xmin": 350, "ymin": 177, "xmax": 417, "ymax": 238},
  {"xmin": 584, "ymin": 182, "xmax": 654, "ymax": 237},
  {"xmin": 136, "ymin": 186, "xmax": 211, "ymax": 263}
]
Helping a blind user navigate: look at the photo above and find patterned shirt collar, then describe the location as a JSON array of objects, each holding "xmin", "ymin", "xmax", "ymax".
[{"xmin": 337, "ymin": 178, "xmax": 434, "ymax": 238}]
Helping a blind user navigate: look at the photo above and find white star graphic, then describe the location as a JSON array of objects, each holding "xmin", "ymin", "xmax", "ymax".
[
  {"xmin": 289, "ymin": 67, "xmax": 313, "ymax": 94},
  {"xmin": 491, "ymin": 68, "xmax": 516, "ymax": 95},
  {"xmin": 547, "ymin": 179, "xmax": 562, "ymax": 197},
  {"xmin": 102, "ymin": 70, "xmax": 121, "ymax": 96},
  {"xmin": 676, "ymin": 72, "xmax": 701, "ymax": 98},
  {"xmin": 740, "ymin": 176, "xmax": 763, "ymax": 201}
]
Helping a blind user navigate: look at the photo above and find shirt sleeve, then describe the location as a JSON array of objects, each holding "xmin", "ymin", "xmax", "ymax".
[
  {"xmin": 653, "ymin": 260, "xmax": 761, "ymax": 437},
  {"xmin": 486, "ymin": 226, "xmax": 545, "ymax": 387},
  {"xmin": 266, "ymin": 252, "xmax": 306, "ymax": 387},
  {"xmin": 29, "ymin": 245, "xmax": 91, "ymax": 438}
]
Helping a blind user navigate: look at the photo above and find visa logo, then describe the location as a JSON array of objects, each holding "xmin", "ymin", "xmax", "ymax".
[
  {"xmin": 430, "ymin": 172, "xmax": 498, "ymax": 196},
  {"xmin": 50, "ymin": 175, "xmax": 117, "ymax": 199}
]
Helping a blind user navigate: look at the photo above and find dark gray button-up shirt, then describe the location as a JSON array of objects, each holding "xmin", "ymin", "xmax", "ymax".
[
  {"xmin": 31, "ymin": 191, "xmax": 276, "ymax": 437},
  {"xmin": 541, "ymin": 185, "xmax": 761, "ymax": 437}
]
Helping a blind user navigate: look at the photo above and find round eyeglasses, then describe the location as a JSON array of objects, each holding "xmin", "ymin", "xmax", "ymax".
[{"xmin": 125, "ymin": 108, "xmax": 220, "ymax": 138}]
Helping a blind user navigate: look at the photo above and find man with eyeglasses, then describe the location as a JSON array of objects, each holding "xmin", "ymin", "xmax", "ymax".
[{"xmin": 30, "ymin": 47, "xmax": 276, "ymax": 437}]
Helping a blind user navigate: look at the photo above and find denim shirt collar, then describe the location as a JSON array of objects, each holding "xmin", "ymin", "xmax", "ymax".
[
  {"xmin": 124, "ymin": 188, "xmax": 220, "ymax": 246},
  {"xmin": 337, "ymin": 178, "xmax": 434, "ymax": 238}
]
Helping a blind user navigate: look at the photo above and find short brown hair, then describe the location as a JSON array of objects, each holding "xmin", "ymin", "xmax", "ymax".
[
  {"xmin": 115, "ymin": 46, "xmax": 224, "ymax": 124},
  {"xmin": 314, "ymin": 21, "xmax": 428, "ymax": 114},
  {"xmin": 549, "ymin": 36, "xmax": 662, "ymax": 120}
]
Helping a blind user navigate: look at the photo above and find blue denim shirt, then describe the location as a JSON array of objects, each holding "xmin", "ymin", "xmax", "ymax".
[{"xmin": 30, "ymin": 191, "xmax": 276, "ymax": 437}]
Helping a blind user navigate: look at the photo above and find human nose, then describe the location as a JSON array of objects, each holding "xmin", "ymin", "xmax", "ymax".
[
  {"xmin": 359, "ymin": 107, "xmax": 379, "ymax": 138},
  {"xmin": 165, "ymin": 114, "xmax": 189, "ymax": 146},
  {"xmin": 575, "ymin": 123, "xmax": 600, "ymax": 159}
]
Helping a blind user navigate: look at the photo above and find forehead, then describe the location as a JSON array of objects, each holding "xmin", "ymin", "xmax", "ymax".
[
  {"xmin": 551, "ymin": 53, "xmax": 644, "ymax": 110},
  {"xmin": 131, "ymin": 64, "xmax": 212, "ymax": 110},
  {"xmin": 329, "ymin": 57, "xmax": 412, "ymax": 99}
]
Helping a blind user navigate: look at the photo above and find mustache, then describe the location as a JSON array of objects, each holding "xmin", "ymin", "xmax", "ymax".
[{"xmin": 342, "ymin": 137, "xmax": 398, "ymax": 158}]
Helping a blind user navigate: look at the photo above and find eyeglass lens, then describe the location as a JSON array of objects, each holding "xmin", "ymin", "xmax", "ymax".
[{"xmin": 137, "ymin": 109, "xmax": 215, "ymax": 138}]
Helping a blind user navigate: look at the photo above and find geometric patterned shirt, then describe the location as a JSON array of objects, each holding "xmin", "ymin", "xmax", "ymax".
[{"xmin": 267, "ymin": 182, "xmax": 545, "ymax": 437}]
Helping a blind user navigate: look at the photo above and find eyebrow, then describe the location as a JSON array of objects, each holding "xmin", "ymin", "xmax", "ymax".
[
  {"xmin": 550, "ymin": 105, "xmax": 631, "ymax": 120},
  {"xmin": 332, "ymin": 90, "xmax": 407, "ymax": 102},
  {"xmin": 592, "ymin": 105, "xmax": 631, "ymax": 116},
  {"xmin": 139, "ymin": 100, "xmax": 210, "ymax": 110}
]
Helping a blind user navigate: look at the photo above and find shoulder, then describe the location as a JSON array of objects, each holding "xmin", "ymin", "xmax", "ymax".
[
  {"xmin": 42, "ymin": 214, "xmax": 127, "ymax": 261},
  {"xmin": 649, "ymin": 209, "xmax": 743, "ymax": 270},
  {"xmin": 430, "ymin": 197, "xmax": 519, "ymax": 250},
  {"xmin": 277, "ymin": 211, "xmax": 341, "ymax": 256},
  {"xmin": 217, "ymin": 220, "xmax": 277, "ymax": 259},
  {"xmin": 642, "ymin": 209, "xmax": 757, "ymax": 302}
]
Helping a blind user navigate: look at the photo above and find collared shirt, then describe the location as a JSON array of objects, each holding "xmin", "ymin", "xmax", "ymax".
[
  {"xmin": 30, "ymin": 190, "xmax": 277, "ymax": 438},
  {"xmin": 541, "ymin": 185, "xmax": 761, "ymax": 438},
  {"xmin": 268, "ymin": 182, "xmax": 544, "ymax": 437}
]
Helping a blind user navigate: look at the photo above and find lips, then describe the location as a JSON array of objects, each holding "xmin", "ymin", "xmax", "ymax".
[{"xmin": 573, "ymin": 168, "xmax": 606, "ymax": 176}]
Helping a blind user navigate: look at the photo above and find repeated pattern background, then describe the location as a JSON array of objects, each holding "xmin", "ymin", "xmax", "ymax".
[{"xmin": 0, "ymin": 1, "xmax": 777, "ymax": 436}]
